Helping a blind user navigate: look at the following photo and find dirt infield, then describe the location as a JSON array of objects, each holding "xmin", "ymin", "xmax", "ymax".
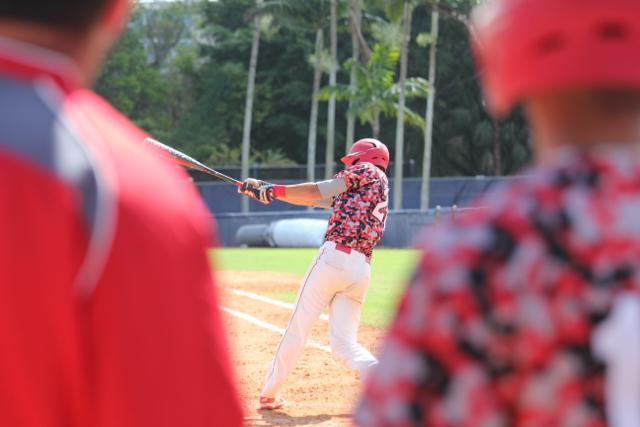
[{"xmin": 217, "ymin": 271, "xmax": 386, "ymax": 426}]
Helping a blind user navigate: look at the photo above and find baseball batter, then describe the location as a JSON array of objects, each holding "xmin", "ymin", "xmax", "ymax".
[{"xmin": 239, "ymin": 138, "xmax": 390, "ymax": 410}]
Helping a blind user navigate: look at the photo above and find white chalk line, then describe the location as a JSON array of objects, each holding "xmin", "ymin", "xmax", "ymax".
[
  {"xmin": 227, "ymin": 287, "xmax": 329, "ymax": 322},
  {"xmin": 220, "ymin": 306, "xmax": 332, "ymax": 353}
]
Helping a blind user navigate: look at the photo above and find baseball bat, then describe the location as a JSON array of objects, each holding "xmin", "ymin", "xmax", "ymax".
[{"xmin": 143, "ymin": 137, "xmax": 241, "ymax": 187}]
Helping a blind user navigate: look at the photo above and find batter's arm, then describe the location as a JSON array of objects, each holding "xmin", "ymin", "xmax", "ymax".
[
  {"xmin": 280, "ymin": 179, "xmax": 345, "ymax": 206},
  {"xmin": 279, "ymin": 179, "xmax": 346, "ymax": 201},
  {"xmin": 241, "ymin": 178, "xmax": 346, "ymax": 207}
]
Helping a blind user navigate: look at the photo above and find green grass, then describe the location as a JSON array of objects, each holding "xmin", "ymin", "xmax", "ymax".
[{"xmin": 212, "ymin": 248, "xmax": 420, "ymax": 328}]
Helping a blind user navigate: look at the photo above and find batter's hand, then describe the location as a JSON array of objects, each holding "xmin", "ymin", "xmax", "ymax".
[{"xmin": 239, "ymin": 178, "xmax": 275, "ymax": 204}]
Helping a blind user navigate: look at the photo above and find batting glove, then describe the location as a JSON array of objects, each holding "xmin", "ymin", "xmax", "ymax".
[{"xmin": 239, "ymin": 178, "xmax": 274, "ymax": 204}]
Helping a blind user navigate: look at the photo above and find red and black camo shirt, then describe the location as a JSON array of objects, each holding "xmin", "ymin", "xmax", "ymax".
[
  {"xmin": 357, "ymin": 147, "xmax": 640, "ymax": 427},
  {"xmin": 325, "ymin": 162, "xmax": 389, "ymax": 257}
]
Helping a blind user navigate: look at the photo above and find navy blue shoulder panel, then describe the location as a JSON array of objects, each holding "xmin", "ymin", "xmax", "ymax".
[
  {"xmin": 0, "ymin": 74, "xmax": 115, "ymax": 297},
  {"xmin": 0, "ymin": 75, "xmax": 99, "ymax": 229}
]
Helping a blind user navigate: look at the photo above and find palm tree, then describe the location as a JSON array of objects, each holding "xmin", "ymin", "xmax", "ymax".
[
  {"xmin": 392, "ymin": 0, "xmax": 414, "ymax": 211},
  {"xmin": 320, "ymin": 42, "xmax": 428, "ymax": 138},
  {"xmin": 241, "ymin": 0, "xmax": 263, "ymax": 213},
  {"xmin": 307, "ymin": 29, "xmax": 324, "ymax": 183},
  {"xmin": 357, "ymin": 0, "xmax": 418, "ymax": 210},
  {"xmin": 345, "ymin": 0, "xmax": 362, "ymax": 155},
  {"xmin": 257, "ymin": 0, "xmax": 332, "ymax": 183},
  {"xmin": 420, "ymin": 1, "xmax": 439, "ymax": 210},
  {"xmin": 324, "ymin": 0, "xmax": 338, "ymax": 179}
]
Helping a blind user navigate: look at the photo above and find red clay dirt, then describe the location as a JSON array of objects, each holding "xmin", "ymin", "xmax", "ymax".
[{"xmin": 217, "ymin": 271, "xmax": 386, "ymax": 427}]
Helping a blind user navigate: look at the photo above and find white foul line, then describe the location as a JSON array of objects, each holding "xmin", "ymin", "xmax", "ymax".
[
  {"xmin": 227, "ymin": 287, "xmax": 329, "ymax": 322},
  {"xmin": 220, "ymin": 306, "xmax": 332, "ymax": 353}
]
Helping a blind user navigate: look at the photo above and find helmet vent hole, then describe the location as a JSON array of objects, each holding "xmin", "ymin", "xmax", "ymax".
[
  {"xmin": 533, "ymin": 33, "xmax": 565, "ymax": 56},
  {"xmin": 596, "ymin": 22, "xmax": 628, "ymax": 41}
]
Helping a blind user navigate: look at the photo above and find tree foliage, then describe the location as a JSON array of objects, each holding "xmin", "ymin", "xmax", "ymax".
[
  {"xmin": 320, "ymin": 43, "xmax": 428, "ymax": 137},
  {"xmin": 94, "ymin": 0, "xmax": 530, "ymax": 176}
]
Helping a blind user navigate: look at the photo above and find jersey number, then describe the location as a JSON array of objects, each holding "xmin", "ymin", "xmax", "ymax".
[{"xmin": 372, "ymin": 186, "xmax": 390, "ymax": 228}]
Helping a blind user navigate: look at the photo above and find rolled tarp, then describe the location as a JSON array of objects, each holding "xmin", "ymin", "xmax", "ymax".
[
  {"xmin": 235, "ymin": 224, "xmax": 270, "ymax": 247},
  {"xmin": 265, "ymin": 218, "xmax": 328, "ymax": 248}
]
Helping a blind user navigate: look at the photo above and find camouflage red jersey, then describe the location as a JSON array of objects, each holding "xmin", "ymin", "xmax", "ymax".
[
  {"xmin": 356, "ymin": 147, "xmax": 640, "ymax": 427},
  {"xmin": 325, "ymin": 162, "xmax": 389, "ymax": 257}
]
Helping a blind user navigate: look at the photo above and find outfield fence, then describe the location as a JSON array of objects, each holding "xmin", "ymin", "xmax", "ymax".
[
  {"xmin": 198, "ymin": 175, "xmax": 524, "ymax": 215},
  {"xmin": 204, "ymin": 175, "xmax": 506, "ymax": 247},
  {"xmin": 214, "ymin": 206, "xmax": 483, "ymax": 248}
]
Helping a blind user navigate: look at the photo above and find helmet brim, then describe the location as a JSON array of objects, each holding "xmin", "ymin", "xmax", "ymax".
[{"xmin": 341, "ymin": 151, "xmax": 367, "ymax": 166}]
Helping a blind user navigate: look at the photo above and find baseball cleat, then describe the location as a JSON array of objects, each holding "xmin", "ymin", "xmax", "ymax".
[{"xmin": 258, "ymin": 396, "xmax": 286, "ymax": 410}]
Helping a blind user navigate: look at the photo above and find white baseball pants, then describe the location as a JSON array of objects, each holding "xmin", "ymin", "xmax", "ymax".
[{"xmin": 261, "ymin": 241, "xmax": 378, "ymax": 398}]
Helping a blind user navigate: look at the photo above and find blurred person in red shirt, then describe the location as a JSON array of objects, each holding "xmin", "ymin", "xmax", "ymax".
[
  {"xmin": 0, "ymin": 1, "xmax": 243, "ymax": 426},
  {"xmin": 356, "ymin": 0, "xmax": 640, "ymax": 426}
]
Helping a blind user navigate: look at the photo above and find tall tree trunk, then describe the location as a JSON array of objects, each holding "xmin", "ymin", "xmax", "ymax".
[
  {"xmin": 345, "ymin": 0, "xmax": 362, "ymax": 155},
  {"xmin": 392, "ymin": 0, "xmax": 413, "ymax": 211},
  {"xmin": 324, "ymin": 0, "xmax": 338, "ymax": 179},
  {"xmin": 372, "ymin": 109, "xmax": 381, "ymax": 138},
  {"xmin": 307, "ymin": 29, "xmax": 324, "ymax": 183},
  {"xmin": 492, "ymin": 118, "xmax": 502, "ymax": 175},
  {"xmin": 241, "ymin": 5, "xmax": 261, "ymax": 213},
  {"xmin": 420, "ymin": 4, "xmax": 439, "ymax": 210}
]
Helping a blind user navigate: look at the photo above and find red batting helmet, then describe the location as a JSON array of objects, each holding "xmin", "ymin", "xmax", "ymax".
[
  {"xmin": 341, "ymin": 138, "xmax": 390, "ymax": 171},
  {"xmin": 471, "ymin": 0, "xmax": 640, "ymax": 117}
]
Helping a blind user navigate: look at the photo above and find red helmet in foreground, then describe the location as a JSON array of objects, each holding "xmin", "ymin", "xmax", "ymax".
[
  {"xmin": 341, "ymin": 138, "xmax": 390, "ymax": 171},
  {"xmin": 471, "ymin": 0, "xmax": 640, "ymax": 117}
]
